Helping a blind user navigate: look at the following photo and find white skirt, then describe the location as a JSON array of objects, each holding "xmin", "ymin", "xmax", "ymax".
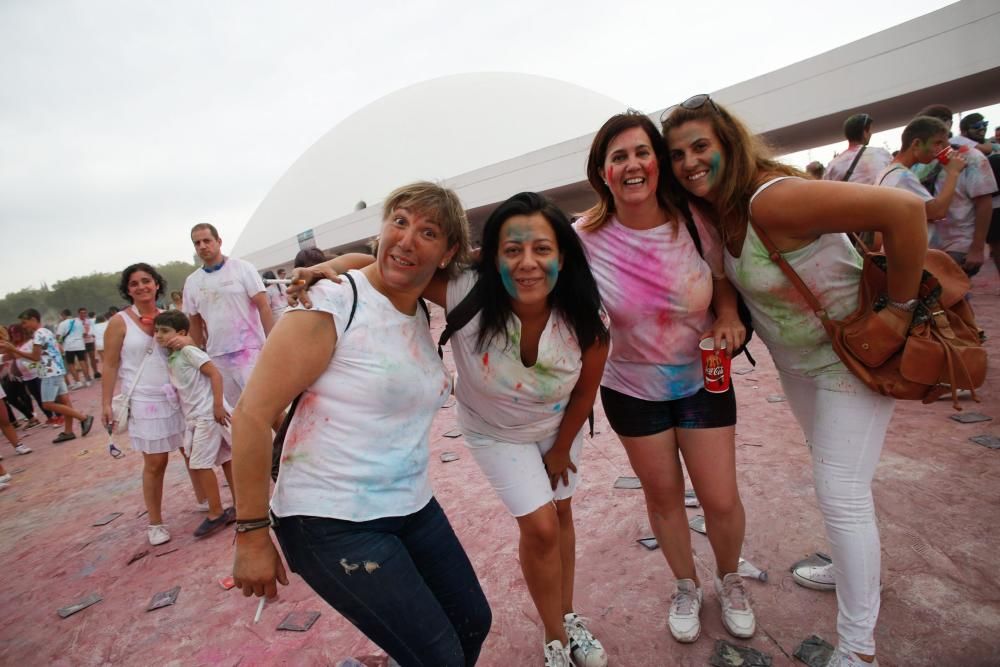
[{"xmin": 128, "ymin": 396, "xmax": 185, "ymax": 455}]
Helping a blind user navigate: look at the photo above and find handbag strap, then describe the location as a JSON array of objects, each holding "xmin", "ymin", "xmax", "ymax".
[
  {"xmin": 841, "ymin": 145, "xmax": 867, "ymax": 182},
  {"xmin": 125, "ymin": 345, "xmax": 154, "ymax": 402},
  {"xmin": 750, "ymin": 221, "xmax": 837, "ymax": 339}
]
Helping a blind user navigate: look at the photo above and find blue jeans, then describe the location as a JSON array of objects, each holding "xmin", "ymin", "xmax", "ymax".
[{"xmin": 274, "ymin": 497, "xmax": 491, "ymax": 666}]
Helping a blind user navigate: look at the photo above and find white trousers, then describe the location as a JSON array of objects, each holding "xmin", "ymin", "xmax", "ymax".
[{"xmin": 779, "ymin": 371, "xmax": 895, "ymax": 656}]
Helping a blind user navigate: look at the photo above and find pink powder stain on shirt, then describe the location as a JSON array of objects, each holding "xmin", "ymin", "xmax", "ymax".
[{"xmin": 482, "ymin": 352, "xmax": 489, "ymax": 367}]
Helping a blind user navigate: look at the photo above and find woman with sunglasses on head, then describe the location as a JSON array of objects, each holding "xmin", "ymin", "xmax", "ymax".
[
  {"xmin": 662, "ymin": 95, "xmax": 927, "ymax": 667},
  {"xmin": 291, "ymin": 192, "xmax": 611, "ymax": 667},
  {"xmin": 575, "ymin": 111, "xmax": 755, "ymax": 645}
]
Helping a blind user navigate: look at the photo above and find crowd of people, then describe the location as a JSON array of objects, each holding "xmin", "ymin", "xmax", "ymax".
[{"xmin": 0, "ymin": 99, "xmax": 996, "ymax": 667}]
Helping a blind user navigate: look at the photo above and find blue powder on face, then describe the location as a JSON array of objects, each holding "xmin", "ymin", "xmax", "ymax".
[
  {"xmin": 499, "ymin": 264, "xmax": 518, "ymax": 299},
  {"xmin": 708, "ymin": 151, "xmax": 722, "ymax": 185},
  {"xmin": 544, "ymin": 259, "xmax": 560, "ymax": 292}
]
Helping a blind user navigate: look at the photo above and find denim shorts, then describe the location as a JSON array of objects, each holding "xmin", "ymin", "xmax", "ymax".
[
  {"xmin": 40, "ymin": 376, "xmax": 69, "ymax": 403},
  {"xmin": 600, "ymin": 385, "xmax": 736, "ymax": 437}
]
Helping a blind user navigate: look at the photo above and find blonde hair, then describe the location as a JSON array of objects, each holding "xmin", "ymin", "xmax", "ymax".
[
  {"xmin": 661, "ymin": 100, "xmax": 801, "ymax": 244},
  {"xmin": 374, "ymin": 181, "xmax": 471, "ymax": 277}
]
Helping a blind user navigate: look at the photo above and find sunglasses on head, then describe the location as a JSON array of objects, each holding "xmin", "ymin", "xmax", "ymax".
[
  {"xmin": 969, "ymin": 120, "xmax": 989, "ymax": 130},
  {"xmin": 660, "ymin": 94, "xmax": 720, "ymax": 124}
]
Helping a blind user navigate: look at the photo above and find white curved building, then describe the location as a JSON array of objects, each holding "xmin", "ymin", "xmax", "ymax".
[{"xmin": 233, "ymin": 72, "xmax": 626, "ymax": 268}]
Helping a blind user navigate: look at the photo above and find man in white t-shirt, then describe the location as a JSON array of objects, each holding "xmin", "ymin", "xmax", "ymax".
[
  {"xmin": 56, "ymin": 308, "xmax": 92, "ymax": 389},
  {"xmin": 876, "ymin": 116, "xmax": 967, "ymax": 224},
  {"xmin": 823, "ymin": 113, "xmax": 892, "ymax": 185},
  {"xmin": 911, "ymin": 105, "xmax": 998, "ymax": 276},
  {"xmin": 182, "ymin": 223, "xmax": 274, "ymax": 407}
]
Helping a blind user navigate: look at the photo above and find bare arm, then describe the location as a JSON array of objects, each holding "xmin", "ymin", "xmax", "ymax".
[
  {"xmin": 101, "ymin": 317, "xmax": 126, "ymax": 428},
  {"xmin": 188, "ymin": 313, "xmax": 206, "ymax": 349},
  {"xmin": 231, "ymin": 308, "xmax": 336, "ymax": 598},
  {"xmin": 198, "ymin": 360, "xmax": 229, "ymax": 425},
  {"xmin": 252, "ymin": 292, "xmax": 275, "ymax": 336},
  {"xmin": 964, "ymin": 195, "xmax": 992, "ymax": 273},
  {"xmin": 287, "ymin": 253, "xmax": 376, "ymax": 308},
  {"xmin": 542, "ymin": 338, "xmax": 609, "ymax": 489},
  {"xmin": 0, "ymin": 341, "xmax": 39, "ymax": 362},
  {"xmin": 926, "ymin": 156, "xmax": 967, "ymax": 220},
  {"xmin": 707, "ymin": 277, "xmax": 745, "ymax": 352}
]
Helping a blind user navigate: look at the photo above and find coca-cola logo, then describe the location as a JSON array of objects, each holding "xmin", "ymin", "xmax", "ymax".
[{"xmin": 705, "ymin": 366, "xmax": 724, "ymax": 378}]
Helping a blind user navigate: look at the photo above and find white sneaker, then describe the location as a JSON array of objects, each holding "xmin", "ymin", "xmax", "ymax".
[
  {"xmin": 792, "ymin": 554, "xmax": 836, "ymax": 591},
  {"xmin": 668, "ymin": 578, "xmax": 703, "ymax": 643},
  {"xmin": 84, "ymin": 380, "xmax": 93, "ymax": 387},
  {"xmin": 0, "ymin": 473, "xmax": 12, "ymax": 484},
  {"xmin": 15, "ymin": 444, "xmax": 32, "ymax": 455},
  {"xmin": 714, "ymin": 572, "xmax": 756, "ymax": 638},
  {"xmin": 543, "ymin": 639, "xmax": 572, "ymax": 667},
  {"xmin": 825, "ymin": 646, "xmax": 879, "ymax": 667},
  {"xmin": 147, "ymin": 524, "xmax": 171, "ymax": 546},
  {"xmin": 68, "ymin": 382, "xmax": 82, "ymax": 390},
  {"xmin": 563, "ymin": 613, "xmax": 607, "ymax": 667},
  {"xmin": 194, "ymin": 500, "xmax": 210, "ymax": 512}
]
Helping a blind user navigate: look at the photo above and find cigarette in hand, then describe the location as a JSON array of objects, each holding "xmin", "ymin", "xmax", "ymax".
[{"xmin": 253, "ymin": 597, "xmax": 266, "ymax": 624}]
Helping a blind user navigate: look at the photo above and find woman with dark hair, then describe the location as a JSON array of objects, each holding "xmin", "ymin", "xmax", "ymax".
[
  {"xmin": 101, "ymin": 263, "xmax": 186, "ymax": 546},
  {"xmin": 289, "ymin": 191, "xmax": 610, "ymax": 666},
  {"xmin": 7, "ymin": 323, "xmax": 54, "ymax": 424},
  {"xmin": 575, "ymin": 110, "xmax": 755, "ymax": 645},
  {"xmin": 662, "ymin": 95, "xmax": 927, "ymax": 667}
]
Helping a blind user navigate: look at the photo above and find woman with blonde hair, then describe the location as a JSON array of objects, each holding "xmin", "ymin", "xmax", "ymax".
[
  {"xmin": 232, "ymin": 182, "xmax": 491, "ymax": 667},
  {"xmin": 662, "ymin": 95, "xmax": 927, "ymax": 667}
]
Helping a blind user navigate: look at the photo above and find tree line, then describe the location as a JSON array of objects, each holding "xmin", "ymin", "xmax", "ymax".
[{"xmin": 1, "ymin": 261, "xmax": 198, "ymax": 326}]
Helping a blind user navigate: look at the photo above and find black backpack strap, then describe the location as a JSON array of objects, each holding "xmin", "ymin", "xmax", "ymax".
[
  {"xmin": 271, "ymin": 273, "xmax": 359, "ymax": 482},
  {"xmin": 841, "ymin": 145, "xmax": 866, "ymax": 182},
  {"xmin": 437, "ymin": 280, "xmax": 483, "ymax": 358},
  {"xmin": 876, "ymin": 164, "xmax": 907, "ymax": 186}
]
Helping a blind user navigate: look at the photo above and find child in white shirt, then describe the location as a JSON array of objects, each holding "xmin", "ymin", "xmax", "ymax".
[{"xmin": 153, "ymin": 311, "xmax": 235, "ymax": 538}]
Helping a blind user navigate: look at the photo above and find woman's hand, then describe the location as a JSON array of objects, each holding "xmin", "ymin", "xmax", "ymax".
[
  {"xmin": 165, "ymin": 334, "xmax": 195, "ymax": 352},
  {"xmin": 214, "ymin": 403, "xmax": 231, "ymax": 426},
  {"xmin": 704, "ymin": 313, "xmax": 746, "ymax": 353},
  {"xmin": 102, "ymin": 403, "xmax": 115, "ymax": 430},
  {"xmin": 286, "ymin": 265, "xmax": 342, "ymax": 309},
  {"xmin": 542, "ymin": 447, "xmax": 577, "ymax": 491},
  {"xmin": 233, "ymin": 531, "xmax": 289, "ymax": 598}
]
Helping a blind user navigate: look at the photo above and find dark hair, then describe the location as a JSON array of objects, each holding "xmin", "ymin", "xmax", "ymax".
[
  {"xmin": 18, "ymin": 308, "xmax": 41, "ymax": 322},
  {"xmin": 959, "ymin": 113, "xmax": 985, "ymax": 133},
  {"xmin": 475, "ymin": 192, "xmax": 609, "ymax": 354},
  {"xmin": 107, "ymin": 306, "xmax": 120, "ymax": 316},
  {"xmin": 901, "ymin": 116, "xmax": 949, "ymax": 151},
  {"xmin": 153, "ymin": 310, "xmax": 189, "ymax": 332},
  {"xmin": 118, "ymin": 263, "xmax": 167, "ymax": 303},
  {"xmin": 96, "ymin": 314, "xmax": 107, "ymax": 324},
  {"xmin": 843, "ymin": 113, "xmax": 872, "ymax": 143},
  {"xmin": 60, "ymin": 309, "xmax": 71, "ymax": 317},
  {"xmin": 191, "ymin": 223, "xmax": 220, "ymax": 240},
  {"xmin": 917, "ymin": 104, "xmax": 953, "ymax": 125},
  {"xmin": 262, "ymin": 270, "xmax": 276, "ymax": 280},
  {"xmin": 77, "ymin": 306, "xmax": 88, "ymax": 313},
  {"xmin": 294, "ymin": 248, "xmax": 327, "ymax": 268},
  {"xmin": 579, "ymin": 110, "xmax": 681, "ymax": 231},
  {"xmin": 8, "ymin": 323, "xmax": 27, "ymax": 345}
]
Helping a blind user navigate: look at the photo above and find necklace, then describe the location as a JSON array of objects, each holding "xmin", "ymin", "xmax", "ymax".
[{"xmin": 131, "ymin": 305, "xmax": 159, "ymax": 326}]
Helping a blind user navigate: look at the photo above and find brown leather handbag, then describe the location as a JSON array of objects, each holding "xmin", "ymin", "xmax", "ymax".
[{"xmin": 752, "ymin": 225, "xmax": 987, "ymax": 410}]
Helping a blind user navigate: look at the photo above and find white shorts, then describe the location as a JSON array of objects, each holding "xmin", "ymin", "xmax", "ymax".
[
  {"xmin": 464, "ymin": 428, "xmax": 584, "ymax": 517},
  {"xmin": 183, "ymin": 418, "xmax": 232, "ymax": 469},
  {"xmin": 211, "ymin": 348, "xmax": 261, "ymax": 408}
]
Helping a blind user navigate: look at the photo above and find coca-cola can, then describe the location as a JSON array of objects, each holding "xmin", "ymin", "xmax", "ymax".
[{"xmin": 699, "ymin": 337, "xmax": 731, "ymax": 394}]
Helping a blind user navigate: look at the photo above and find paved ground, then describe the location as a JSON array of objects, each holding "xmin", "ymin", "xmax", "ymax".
[{"xmin": 1, "ymin": 265, "xmax": 998, "ymax": 667}]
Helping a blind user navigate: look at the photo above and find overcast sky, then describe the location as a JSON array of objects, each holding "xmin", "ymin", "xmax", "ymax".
[{"xmin": 0, "ymin": 0, "xmax": 976, "ymax": 297}]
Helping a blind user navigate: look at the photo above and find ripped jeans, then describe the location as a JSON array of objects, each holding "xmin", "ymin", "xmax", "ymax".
[{"xmin": 274, "ymin": 497, "xmax": 492, "ymax": 667}]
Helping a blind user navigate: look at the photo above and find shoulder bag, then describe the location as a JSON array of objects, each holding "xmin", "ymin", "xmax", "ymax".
[{"xmin": 111, "ymin": 346, "xmax": 153, "ymax": 433}]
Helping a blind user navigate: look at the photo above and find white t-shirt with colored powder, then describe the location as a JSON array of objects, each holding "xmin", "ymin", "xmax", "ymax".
[
  {"xmin": 876, "ymin": 164, "xmax": 934, "ymax": 204},
  {"xmin": 446, "ymin": 269, "xmax": 591, "ymax": 443},
  {"xmin": 56, "ymin": 318, "xmax": 85, "ymax": 352},
  {"xmin": 823, "ymin": 146, "xmax": 893, "ymax": 184},
  {"xmin": 270, "ymin": 273, "xmax": 453, "ymax": 522},
  {"xmin": 32, "ymin": 328, "xmax": 67, "ymax": 378},
  {"xmin": 574, "ymin": 210, "xmax": 722, "ymax": 402},
  {"xmin": 912, "ymin": 149, "xmax": 998, "ymax": 253},
  {"xmin": 183, "ymin": 257, "xmax": 266, "ymax": 358},
  {"xmin": 166, "ymin": 346, "xmax": 220, "ymax": 421}
]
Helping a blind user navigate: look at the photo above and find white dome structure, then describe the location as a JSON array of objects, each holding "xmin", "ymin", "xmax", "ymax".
[{"xmin": 233, "ymin": 72, "xmax": 625, "ymax": 264}]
